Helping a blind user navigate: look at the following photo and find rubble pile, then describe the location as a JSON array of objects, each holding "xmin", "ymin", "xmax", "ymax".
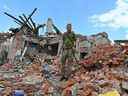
[
  {"xmin": 0, "ymin": 8, "xmax": 128, "ymax": 96},
  {"xmin": 0, "ymin": 38, "xmax": 128, "ymax": 96},
  {"xmin": 80, "ymin": 44, "xmax": 124, "ymax": 68}
]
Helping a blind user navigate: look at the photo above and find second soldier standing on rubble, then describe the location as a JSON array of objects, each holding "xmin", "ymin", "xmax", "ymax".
[{"xmin": 60, "ymin": 24, "xmax": 76, "ymax": 81}]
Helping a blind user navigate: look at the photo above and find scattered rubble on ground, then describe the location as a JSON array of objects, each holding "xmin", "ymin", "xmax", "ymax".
[{"xmin": 0, "ymin": 8, "xmax": 128, "ymax": 96}]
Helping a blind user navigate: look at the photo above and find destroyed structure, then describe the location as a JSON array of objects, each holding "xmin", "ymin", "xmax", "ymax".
[{"xmin": 0, "ymin": 8, "xmax": 128, "ymax": 95}]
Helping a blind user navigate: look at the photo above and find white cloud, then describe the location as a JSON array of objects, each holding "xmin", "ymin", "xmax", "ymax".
[{"xmin": 90, "ymin": 0, "xmax": 128, "ymax": 29}]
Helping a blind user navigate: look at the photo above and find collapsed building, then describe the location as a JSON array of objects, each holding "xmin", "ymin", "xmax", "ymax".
[
  {"xmin": 1, "ymin": 8, "xmax": 128, "ymax": 96},
  {"xmin": 0, "ymin": 9, "xmax": 63, "ymax": 65},
  {"xmin": 0, "ymin": 8, "xmax": 111, "ymax": 66}
]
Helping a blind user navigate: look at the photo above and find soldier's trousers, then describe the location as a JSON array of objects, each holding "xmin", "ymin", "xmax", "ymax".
[{"xmin": 61, "ymin": 49, "xmax": 74, "ymax": 78}]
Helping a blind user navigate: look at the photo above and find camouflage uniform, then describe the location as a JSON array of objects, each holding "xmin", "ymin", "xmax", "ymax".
[{"xmin": 61, "ymin": 32, "xmax": 76, "ymax": 79}]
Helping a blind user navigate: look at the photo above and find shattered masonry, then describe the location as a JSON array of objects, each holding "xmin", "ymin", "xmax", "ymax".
[{"xmin": 0, "ymin": 8, "xmax": 128, "ymax": 96}]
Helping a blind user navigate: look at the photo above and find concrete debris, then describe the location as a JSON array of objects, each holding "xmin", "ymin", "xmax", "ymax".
[
  {"xmin": 121, "ymin": 81, "xmax": 128, "ymax": 91},
  {"xmin": 0, "ymin": 9, "xmax": 128, "ymax": 95}
]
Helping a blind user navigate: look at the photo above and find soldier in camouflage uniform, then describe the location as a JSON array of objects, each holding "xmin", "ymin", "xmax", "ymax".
[{"xmin": 60, "ymin": 24, "xmax": 76, "ymax": 81}]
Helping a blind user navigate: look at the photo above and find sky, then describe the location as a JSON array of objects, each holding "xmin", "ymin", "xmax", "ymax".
[{"xmin": 0, "ymin": 0, "xmax": 128, "ymax": 40}]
